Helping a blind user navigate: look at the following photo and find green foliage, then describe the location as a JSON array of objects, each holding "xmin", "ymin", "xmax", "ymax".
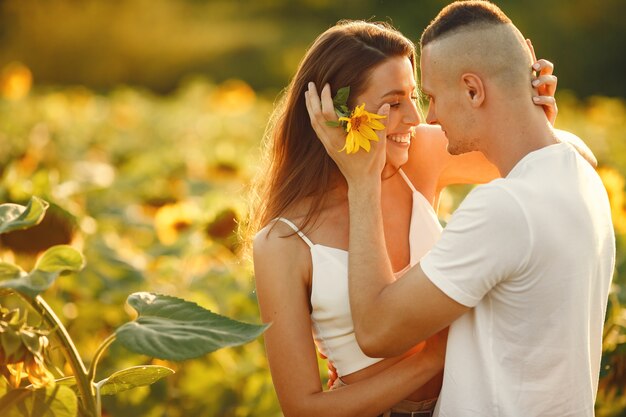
[
  {"xmin": 116, "ymin": 292, "xmax": 268, "ymax": 361},
  {"xmin": 0, "ymin": 199, "xmax": 269, "ymax": 416},
  {"xmin": 0, "ymin": 197, "xmax": 48, "ymax": 235},
  {"xmin": 0, "ymin": 382, "xmax": 77, "ymax": 417},
  {"xmin": 0, "ymin": 246, "xmax": 84, "ymax": 298},
  {"xmin": 98, "ymin": 366, "xmax": 174, "ymax": 397},
  {"xmin": 326, "ymin": 86, "xmax": 351, "ymax": 128}
]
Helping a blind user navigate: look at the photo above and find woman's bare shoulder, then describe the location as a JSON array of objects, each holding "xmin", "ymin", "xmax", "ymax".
[
  {"xmin": 254, "ymin": 221, "xmax": 299, "ymax": 256},
  {"xmin": 253, "ymin": 220, "xmax": 312, "ymax": 282}
]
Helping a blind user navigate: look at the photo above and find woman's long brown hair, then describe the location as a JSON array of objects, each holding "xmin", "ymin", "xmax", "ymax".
[{"xmin": 244, "ymin": 20, "xmax": 415, "ymax": 247}]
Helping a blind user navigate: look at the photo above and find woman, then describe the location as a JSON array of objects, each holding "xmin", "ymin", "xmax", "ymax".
[{"xmin": 249, "ymin": 20, "xmax": 560, "ymax": 417}]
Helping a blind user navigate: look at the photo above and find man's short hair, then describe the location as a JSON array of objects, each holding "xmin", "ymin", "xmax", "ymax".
[{"xmin": 421, "ymin": 1, "xmax": 511, "ymax": 47}]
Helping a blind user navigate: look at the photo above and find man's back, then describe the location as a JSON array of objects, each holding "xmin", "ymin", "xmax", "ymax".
[{"xmin": 422, "ymin": 143, "xmax": 615, "ymax": 416}]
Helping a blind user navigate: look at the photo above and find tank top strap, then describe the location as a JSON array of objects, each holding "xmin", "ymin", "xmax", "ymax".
[
  {"xmin": 273, "ymin": 217, "xmax": 314, "ymax": 248},
  {"xmin": 398, "ymin": 168, "xmax": 418, "ymax": 193}
]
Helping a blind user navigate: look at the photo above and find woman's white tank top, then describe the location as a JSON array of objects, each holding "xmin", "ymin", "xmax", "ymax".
[{"xmin": 275, "ymin": 169, "xmax": 442, "ymax": 377}]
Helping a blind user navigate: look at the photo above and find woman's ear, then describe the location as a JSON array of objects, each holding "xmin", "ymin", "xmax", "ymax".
[{"xmin": 461, "ymin": 73, "xmax": 485, "ymax": 107}]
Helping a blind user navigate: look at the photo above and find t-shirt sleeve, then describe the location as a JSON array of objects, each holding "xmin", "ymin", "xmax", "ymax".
[{"xmin": 420, "ymin": 183, "xmax": 532, "ymax": 307}]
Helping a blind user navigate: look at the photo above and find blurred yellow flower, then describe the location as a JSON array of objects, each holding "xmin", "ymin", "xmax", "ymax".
[
  {"xmin": 154, "ymin": 202, "xmax": 199, "ymax": 245},
  {"xmin": 1, "ymin": 62, "xmax": 33, "ymax": 100},
  {"xmin": 7, "ymin": 354, "xmax": 55, "ymax": 389},
  {"xmin": 213, "ymin": 79, "xmax": 256, "ymax": 113},
  {"xmin": 338, "ymin": 104, "xmax": 386, "ymax": 154},
  {"xmin": 0, "ymin": 307, "xmax": 54, "ymax": 388},
  {"xmin": 598, "ymin": 167, "xmax": 626, "ymax": 234}
]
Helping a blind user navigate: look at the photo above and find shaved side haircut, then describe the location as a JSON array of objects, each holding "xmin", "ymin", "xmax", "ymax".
[
  {"xmin": 421, "ymin": 0, "xmax": 511, "ymax": 47},
  {"xmin": 420, "ymin": 1, "xmax": 533, "ymax": 93}
]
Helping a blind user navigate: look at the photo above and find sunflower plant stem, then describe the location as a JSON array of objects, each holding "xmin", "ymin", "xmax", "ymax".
[
  {"xmin": 22, "ymin": 294, "xmax": 98, "ymax": 417},
  {"xmin": 87, "ymin": 334, "xmax": 116, "ymax": 385}
]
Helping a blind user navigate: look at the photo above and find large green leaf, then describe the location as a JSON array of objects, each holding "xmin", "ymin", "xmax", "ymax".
[
  {"xmin": 0, "ymin": 385, "xmax": 77, "ymax": 417},
  {"xmin": 0, "ymin": 197, "xmax": 49, "ymax": 235},
  {"xmin": 115, "ymin": 292, "xmax": 269, "ymax": 361},
  {"xmin": 97, "ymin": 365, "xmax": 174, "ymax": 396},
  {"xmin": 0, "ymin": 246, "xmax": 85, "ymax": 298}
]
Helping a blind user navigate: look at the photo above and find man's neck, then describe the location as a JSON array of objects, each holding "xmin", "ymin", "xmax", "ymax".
[{"xmin": 482, "ymin": 109, "xmax": 557, "ymax": 177}]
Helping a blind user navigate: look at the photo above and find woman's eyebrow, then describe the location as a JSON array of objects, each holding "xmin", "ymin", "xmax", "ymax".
[
  {"xmin": 380, "ymin": 89, "xmax": 405, "ymax": 98},
  {"xmin": 380, "ymin": 86, "xmax": 417, "ymax": 98}
]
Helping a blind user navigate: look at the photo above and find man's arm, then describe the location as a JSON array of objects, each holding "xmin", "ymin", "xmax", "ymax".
[{"xmin": 347, "ymin": 180, "xmax": 468, "ymax": 358}]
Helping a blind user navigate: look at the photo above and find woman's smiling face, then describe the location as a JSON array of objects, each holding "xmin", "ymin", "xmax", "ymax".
[{"xmin": 354, "ymin": 56, "xmax": 421, "ymax": 169}]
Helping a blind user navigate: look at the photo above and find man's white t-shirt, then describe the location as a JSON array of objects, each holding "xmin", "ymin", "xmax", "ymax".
[{"xmin": 421, "ymin": 143, "xmax": 615, "ymax": 417}]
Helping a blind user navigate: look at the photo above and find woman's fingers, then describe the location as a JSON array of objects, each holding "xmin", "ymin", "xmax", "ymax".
[
  {"xmin": 375, "ymin": 103, "xmax": 390, "ymax": 141},
  {"xmin": 304, "ymin": 91, "xmax": 324, "ymax": 144},
  {"xmin": 306, "ymin": 82, "xmax": 322, "ymax": 122},
  {"xmin": 305, "ymin": 83, "xmax": 329, "ymax": 147},
  {"xmin": 532, "ymin": 95, "xmax": 557, "ymax": 107},
  {"xmin": 533, "ymin": 58, "xmax": 554, "ymax": 76},
  {"xmin": 525, "ymin": 41, "xmax": 558, "ymax": 126},
  {"xmin": 532, "ymin": 95, "xmax": 558, "ymax": 125},
  {"xmin": 305, "ymin": 82, "xmax": 345, "ymax": 153},
  {"xmin": 320, "ymin": 84, "xmax": 337, "ymax": 122},
  {"xmin": 532, "ymin": 74, "xmax": 557, "ymax": 97}
]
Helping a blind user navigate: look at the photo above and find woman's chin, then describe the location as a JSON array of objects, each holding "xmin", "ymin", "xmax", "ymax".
[{"xmin": 386, "ymin": 140, "xmax": 410, "ymax": 167}]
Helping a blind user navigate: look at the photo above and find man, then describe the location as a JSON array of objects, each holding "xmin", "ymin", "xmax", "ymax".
[{"xmin": 308, "ymin": 1, "xmax": 615, "ymax": 416}]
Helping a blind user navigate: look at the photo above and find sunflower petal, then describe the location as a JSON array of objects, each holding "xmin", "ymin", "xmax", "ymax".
[
  {"xmin": 344, "ymin": 131, "xmax": 355, "ymax": 154},
  {"xmin": 367, "ymin": 112, "xmax": 387, "ymax": 120},
  {"xmin": 368, "ymin": 119, "xmax": 385, "ymax": 130},
  {"xmin": 360, "ymin": 134, "xmax": 371, "ymax": 152},
  {"xmin": 361, "ymin": 126, "xmax": 380, "ymax": 143}
]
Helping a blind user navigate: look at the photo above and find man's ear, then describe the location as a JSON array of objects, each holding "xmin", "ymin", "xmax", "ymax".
[{"xmin": 461, "ymin": 73, "xmax": 485, "ymax": 107}]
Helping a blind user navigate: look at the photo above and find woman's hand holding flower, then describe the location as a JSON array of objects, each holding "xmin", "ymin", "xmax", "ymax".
[{"xmin": 304, "ymin": 82, "xmax": 389, "ymax": 186}]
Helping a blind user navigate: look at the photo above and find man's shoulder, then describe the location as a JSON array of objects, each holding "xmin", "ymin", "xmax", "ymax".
[
  {"xmin": 450, "ymin": 180, "xmax": 529, "ymax": 232},
  {"xmin": 463, "ymin": 180, "xmax": 524, "ymax": 210}
]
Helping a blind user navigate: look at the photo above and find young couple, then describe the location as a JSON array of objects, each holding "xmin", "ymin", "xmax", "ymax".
[{"xmin": 250, "ymin": 1, "xmax": 615, "ymax": 416}]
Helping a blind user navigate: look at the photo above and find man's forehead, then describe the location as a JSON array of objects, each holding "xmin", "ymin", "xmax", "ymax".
[{"xmin": 419, "ymin": 48, "xmax": 436, "ymax": 89}]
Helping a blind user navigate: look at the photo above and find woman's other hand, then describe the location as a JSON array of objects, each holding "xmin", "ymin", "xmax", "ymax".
[{"xmin": 527, "ymin": 39, "xmax": 558, "ymax": 125}]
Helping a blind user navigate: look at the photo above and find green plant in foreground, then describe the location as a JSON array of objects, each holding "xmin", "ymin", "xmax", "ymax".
[{"xmin": 0, "ymin": 197, "xmax": 268, "ymax": 417}]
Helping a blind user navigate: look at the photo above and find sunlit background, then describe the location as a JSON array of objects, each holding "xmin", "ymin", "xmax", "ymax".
[{"xmin": 0, "ymin": 0, "xmax": 625, "ymax": 416}]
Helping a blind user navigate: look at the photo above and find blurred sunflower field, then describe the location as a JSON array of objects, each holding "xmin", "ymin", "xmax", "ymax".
[
  {"xmin": 0, "ymin": 66, "xmax": 282, "ymax": 416},
  {"xmin": 1, "ymin": 64, "xmax": 625, "ymax": 417},
  {"xmin": 0, "ymin": 0, "xmax": 625, "ymax": 415}
]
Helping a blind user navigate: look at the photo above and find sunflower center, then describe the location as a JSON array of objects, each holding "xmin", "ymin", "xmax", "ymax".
[{"xmin": 352, "ymin": 115, "xmax": 365, "ymax": 131}]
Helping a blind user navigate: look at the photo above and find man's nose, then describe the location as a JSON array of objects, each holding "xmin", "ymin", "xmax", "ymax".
[{"xmin": 426, "ymin": 105, "xmax": 438, "ymax": 125}]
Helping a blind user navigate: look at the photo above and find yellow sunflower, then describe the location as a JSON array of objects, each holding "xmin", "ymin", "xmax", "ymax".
[
  {"xmin": 338, "ymin": 104, "xmax": 386, "ymax": 154},
  {"xmin": 154, "ymin": 202, "xmax": 198, "ymax": 245}
]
